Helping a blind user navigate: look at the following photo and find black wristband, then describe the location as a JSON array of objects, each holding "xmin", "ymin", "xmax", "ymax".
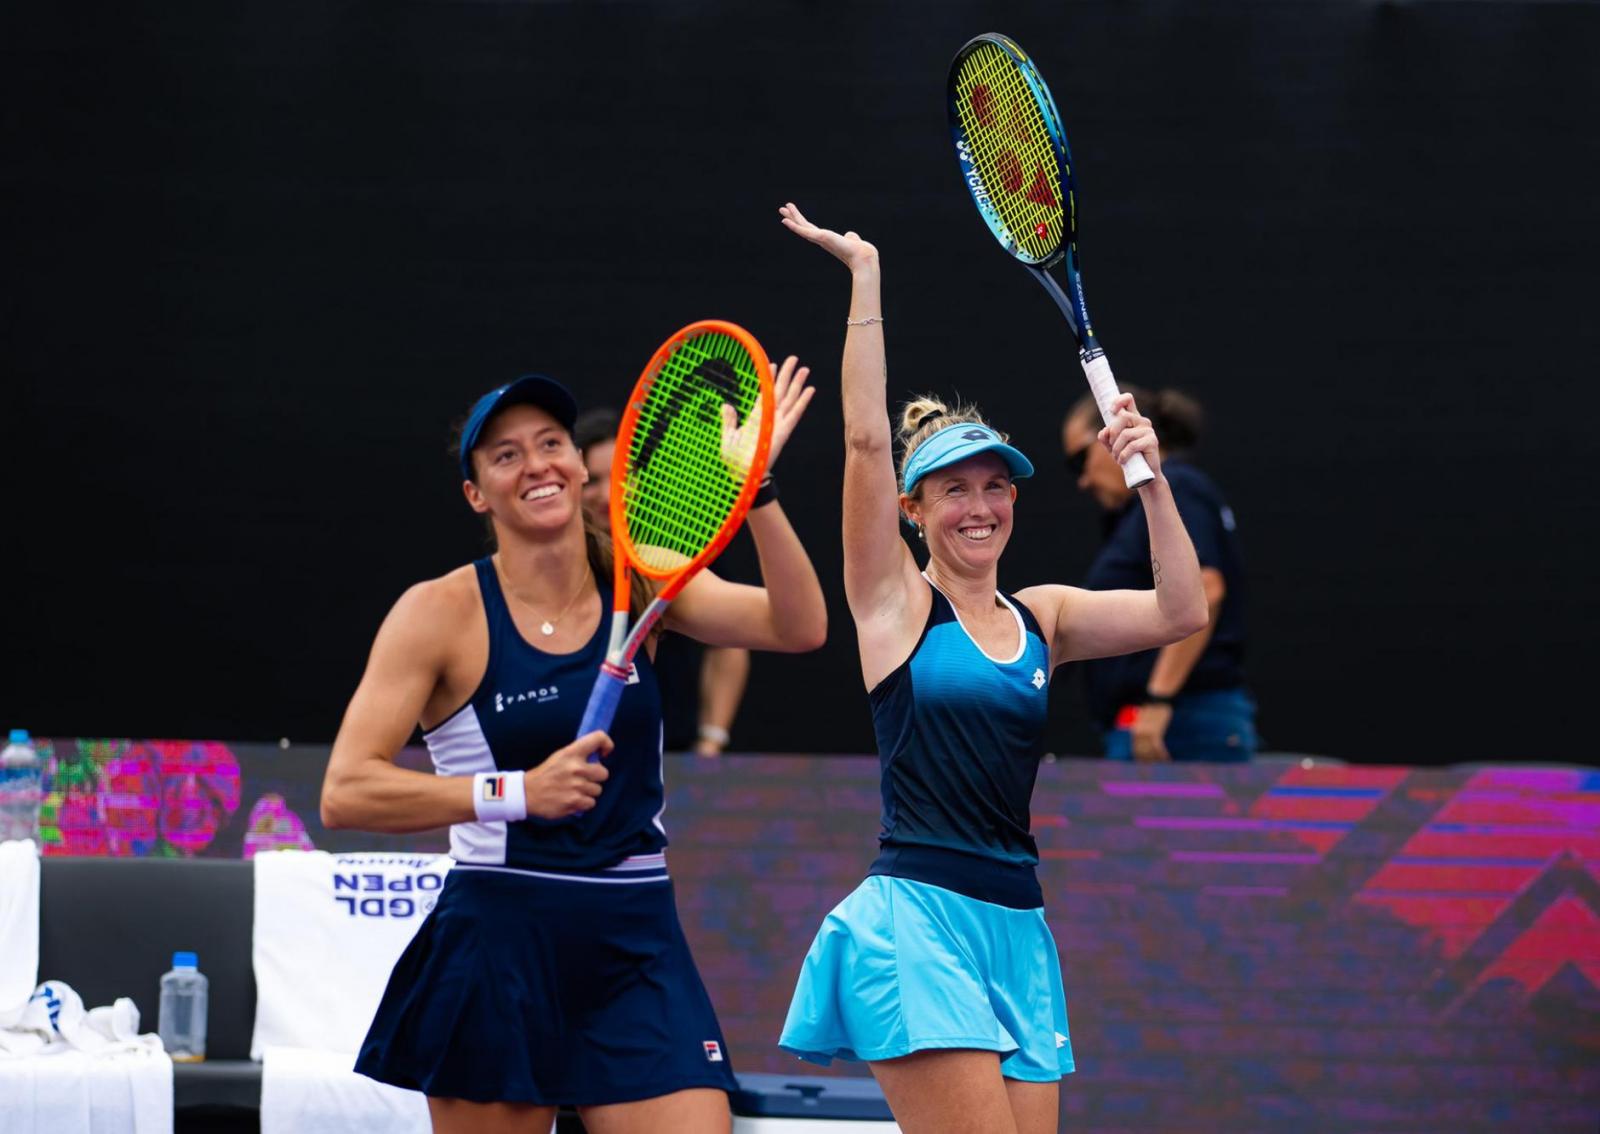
[
  {"xmin": 1142, "ymin": 690, "xmax": 1176, "ymax": 706},
  {"xmin": 751, "ymin": 473, "xmax": 778, "ymax": 509}
]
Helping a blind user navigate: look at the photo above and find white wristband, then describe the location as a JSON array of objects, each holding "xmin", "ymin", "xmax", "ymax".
[
  {"xmin": 698, "ymin": 724, "xmax": 731, "ymax": 746},
  {"xmin": 472, "ymin": 771, "xmax": 527, "ymax": 823}
]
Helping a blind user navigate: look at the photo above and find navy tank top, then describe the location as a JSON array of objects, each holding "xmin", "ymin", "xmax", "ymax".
[
  {"xmin": 867, "ymin": 576, "xmax": 1051, "ymax": 909},
  {"xmin": 422, "ymin": 558, "xmax": 668, "ymax": 881}
]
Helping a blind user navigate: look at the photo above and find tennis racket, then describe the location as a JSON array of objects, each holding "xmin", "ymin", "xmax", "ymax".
[
  {"xmin": 576, "ymin": 319, "xmax": 775, "ymax": 740},
  {"xmin": 948, "ymin": 32, "xmax": 1153, "ymax": 489}
]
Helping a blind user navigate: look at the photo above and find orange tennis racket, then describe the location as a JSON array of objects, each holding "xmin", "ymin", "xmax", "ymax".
[{"xmin": 576, "ymin": 320, "xmax": 775, "ymax": 737}]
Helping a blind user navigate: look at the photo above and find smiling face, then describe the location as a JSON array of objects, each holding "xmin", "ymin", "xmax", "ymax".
[
  {"xmin": 901, "ymin": 452, "xmax": 1018, "ymax": 574},
  {"xmin": 463, "ymin": 402, "xmax": 588, "ymax": 538}
]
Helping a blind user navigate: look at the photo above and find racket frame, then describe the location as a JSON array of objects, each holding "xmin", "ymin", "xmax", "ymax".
[
  {"xmin": 576, "ymin": 320, "xmax": 775, "ymax": 738},
  {"xmin": 948, "ymin": 32, "xmax": 1153, "ymax": 489}
]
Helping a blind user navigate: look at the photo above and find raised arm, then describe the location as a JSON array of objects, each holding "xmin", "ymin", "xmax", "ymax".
[
  {"xmin": 666, "ymin": 353, "xmax": 827, "ymax": 653},
  {"xmin": 320, "ymin": 580, "xmax": 612, "ymax": 832},
  {"xmin": 1019, "ymin": 393, "xmax": 1209, "ymax": 664},
  {"xmin": 778, "ymin": 204, "xmax": 922, "ymax": 624}
]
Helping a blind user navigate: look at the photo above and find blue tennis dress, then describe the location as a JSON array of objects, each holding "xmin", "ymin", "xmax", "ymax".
[
  {"xmin": 354, "ymin": 558, "xmax": 738, "ymax": 1106},
  {"xmin": 779, "ymin": 577, "xmax": 1074, "ymax": 1081}
]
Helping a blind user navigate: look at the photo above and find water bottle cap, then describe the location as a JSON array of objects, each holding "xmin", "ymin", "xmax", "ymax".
[
  {"xmin": 172, "ymin": 951, "xmax": 198, "ymax": 970},
  {"xmin": 7, "ymin": 730, "xmax": 29, "ymax": 744}
]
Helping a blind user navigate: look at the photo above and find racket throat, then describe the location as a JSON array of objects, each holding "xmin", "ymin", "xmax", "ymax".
[{"xmin": 616, "ymin": 597, "xmax": 670, "ymax": 662}]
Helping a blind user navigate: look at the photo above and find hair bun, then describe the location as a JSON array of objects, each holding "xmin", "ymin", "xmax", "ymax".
[{"xmin": 898, "ymin": 397, "xmax": 950, "ymax": 442}]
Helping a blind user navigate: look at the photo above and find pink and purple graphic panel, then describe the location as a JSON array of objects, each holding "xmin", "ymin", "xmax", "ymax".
[{"xmin": 27, "ymin": 740, "xmax": 1599, "ymax": 1130}]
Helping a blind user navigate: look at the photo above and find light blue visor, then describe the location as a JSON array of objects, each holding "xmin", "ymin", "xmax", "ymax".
[{"xmin": 902, "ymin": 423, "xmax": 1034, "ymax": 494}]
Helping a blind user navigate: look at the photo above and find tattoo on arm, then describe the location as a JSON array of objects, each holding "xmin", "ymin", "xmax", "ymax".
[{"xmin": 1151, "ymin": 557, "xmax": 1163, "ymax": 586}]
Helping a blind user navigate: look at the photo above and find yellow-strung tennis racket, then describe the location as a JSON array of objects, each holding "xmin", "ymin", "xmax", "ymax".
[{"xmin": 949, "ymin": 32, "xmax": 1153, "ymax": 488}]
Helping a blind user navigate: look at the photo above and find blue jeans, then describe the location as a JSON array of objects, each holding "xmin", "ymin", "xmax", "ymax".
[{"xmin": 1104, "ymin": 687, "xmax": 1257, "ymax": 763}]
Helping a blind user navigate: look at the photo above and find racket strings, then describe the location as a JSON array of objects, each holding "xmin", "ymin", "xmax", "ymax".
[
  {"xmin": 954, "ymin": 43, "xmax": 1065, "ymax": 262},
  {"xmin": 622, "ymin": 331, "xmax": 762, "ymax": 572}
]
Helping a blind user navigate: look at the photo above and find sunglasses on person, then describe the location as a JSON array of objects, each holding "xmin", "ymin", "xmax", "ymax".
[{"xmin": 1064, "ymin": 444, "xmax": 1093, "ymax": 477}]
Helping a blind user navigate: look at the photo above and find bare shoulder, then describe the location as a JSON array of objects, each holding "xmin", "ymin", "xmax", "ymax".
[
  {"xmin": 1013, "ymin": 584, "xmax": 1074, "ymax": 641},
  {"xmin": 382, "ymin": 565, "xmax": 483, "ymax": 647}
]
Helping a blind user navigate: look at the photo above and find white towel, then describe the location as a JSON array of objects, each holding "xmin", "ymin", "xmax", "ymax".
[
  {"xmin": 0, "ymin": 980, "xmax": 173, "ymax": 1134},
  {"xmin": 250, "ymin": 850, "xmax": 453, "ymax": 1059},
  {"xmin": 0, "ymin": 1047, "xmax": 173, "ymax": 1134},
  {"xmin": 260, "ymin": 1045, "xmax": 430, "ymax": 1134},
  {"xmin": 0, "ymin": 839, "xmax": 41, "ymax": 1027}
]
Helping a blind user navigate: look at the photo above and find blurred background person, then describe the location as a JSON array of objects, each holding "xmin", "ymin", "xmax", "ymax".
[
  {"xmin": 576, "ymin": 407, "xmax": 753, "ymax": 757},
  {"xmin": 1062, "ymin": 388, "xmax": 1255, "ymax": 762}
]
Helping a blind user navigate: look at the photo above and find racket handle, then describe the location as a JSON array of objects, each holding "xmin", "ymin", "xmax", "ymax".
[
  {"xmin": 577, "ymin": 663, "xmax": 630, "ymax": 757},
  {"xmin": 1080, "ymin": 353, "xmax": 1155, "ymax": 490}
]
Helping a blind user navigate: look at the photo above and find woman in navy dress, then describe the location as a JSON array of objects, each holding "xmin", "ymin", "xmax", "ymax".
[{"xmin": 320, "ymin": 363, "xmax": 825, "ymax": 1134}]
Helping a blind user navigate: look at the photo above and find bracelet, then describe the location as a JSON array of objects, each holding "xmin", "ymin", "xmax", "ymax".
[
  {"xmin": 1142, "ymin": 691, "xmax": 1176, "ymax": 707},
  {"xmin": 751, "ymin": 473, "xmax": 779, "ymax": 508},
  {"xmin": 698, "ymin": 724, "xmax": 731, "ymax": 746},
  {"xmin": 845, "ymin": 315, "xmax": 884, "ymax": 326},
  {"xmin": 472, "ymin": 771, "xmax": 527, "ymax": 823}
]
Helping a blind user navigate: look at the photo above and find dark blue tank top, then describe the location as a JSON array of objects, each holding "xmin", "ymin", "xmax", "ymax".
[
  {"xmin": 866, "ymin": 578, "xmax": 1051, "ymax": 909},
  {"xmin": 421, "ymin": 558, "xmax": 668, "ymax": 878}
]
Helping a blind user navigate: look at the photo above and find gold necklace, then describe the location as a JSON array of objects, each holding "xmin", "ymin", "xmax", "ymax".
[{"xmin": 496, "ymin": 558, "xmax": 592, "ymax": 636}]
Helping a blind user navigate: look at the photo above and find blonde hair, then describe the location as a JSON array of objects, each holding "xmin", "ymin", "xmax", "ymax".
[{"xmin": 896, "ymin": 395, "xmax": 1005, "ymax": 494}]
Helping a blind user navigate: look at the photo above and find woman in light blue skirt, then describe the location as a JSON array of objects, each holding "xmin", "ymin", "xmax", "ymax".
[{"xmin": 776, "ymin": 204, "xmax": 1210, "ymax": 1133}]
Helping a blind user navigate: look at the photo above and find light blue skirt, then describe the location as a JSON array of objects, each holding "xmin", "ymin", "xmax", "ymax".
[{"xmin": 778, "ymin": 876, "xmax": 1074, "ymax": 1082}]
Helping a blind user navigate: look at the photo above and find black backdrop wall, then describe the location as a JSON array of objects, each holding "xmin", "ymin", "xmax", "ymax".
[{"xmin": 6, "ymin": 1, "xmax": 1597, "ymax": 763}]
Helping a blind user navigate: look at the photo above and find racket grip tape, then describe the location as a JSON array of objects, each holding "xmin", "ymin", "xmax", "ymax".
[
  {"xmin": 1081, "ymin": 354, "xmax": 1155, "ymax": 489},
  {"xmin": 577, "ymin": 662, "xmax": 630, "ymax": 758}
]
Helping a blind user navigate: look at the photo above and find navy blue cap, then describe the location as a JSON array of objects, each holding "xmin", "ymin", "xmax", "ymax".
[{"xmin": 458, "ymin": 374, "xmax": 579, "ymax": 481}]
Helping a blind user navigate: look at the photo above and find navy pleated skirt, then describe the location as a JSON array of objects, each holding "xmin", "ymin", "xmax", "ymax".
[{"xmin": 354, "ymin": 866, "xmax": 738, "ymax": 1107}]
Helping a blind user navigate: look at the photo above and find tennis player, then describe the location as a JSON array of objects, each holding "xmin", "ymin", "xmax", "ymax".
[
  {"xmin": 320, "ymin": 364, "xmax": 824, "ymax": 1134},
  {"xmin": 775, "ymin": 204, "xmax": 1208, "ymax": 1133}
]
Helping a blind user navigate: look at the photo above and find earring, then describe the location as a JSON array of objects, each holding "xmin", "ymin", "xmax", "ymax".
[{"xmin": 916, "ymin": 524, "xmax": 926, "ymax": 541}]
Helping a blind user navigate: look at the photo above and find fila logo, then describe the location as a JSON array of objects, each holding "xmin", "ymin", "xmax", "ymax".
[
  {"xmin": 625, "ymin": 664, "xmax": 640, "ymax": 686},
  {"xmin": 703, "ymin": 1040, "xmax": 723, "ymax": 1062},
  {"xmin": 1031, "ymin": 667, "xmax": 1047, "ymax": 690},
  {"xmin": 481, "ymin": 775, "xmax": 506, "ymax": 802}
]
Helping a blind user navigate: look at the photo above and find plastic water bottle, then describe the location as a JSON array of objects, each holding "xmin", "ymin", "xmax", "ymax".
[
  {"xmin": 0, "ymin": 729, "xmax": 42, "ymax": 845},
  {"xmin": 157, "ymin": 951, "xmax": 208, "ymax": 1062}
]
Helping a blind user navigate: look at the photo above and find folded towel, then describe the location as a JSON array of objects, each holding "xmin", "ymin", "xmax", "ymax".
[
  {"xmin": 261, "ymin": 1045, "xmax": 430, "ymax": 1134},
  {"xmin": 0, "ymin": 980, "xmax": 173, "ymax": 1133},
  {"xmin": 0, "ymin": 839, "xmax": 41, "ymax": 1027},
  {"xmin": 250, "ymin": 850, "xmax": 452, "ymax": 1059}
]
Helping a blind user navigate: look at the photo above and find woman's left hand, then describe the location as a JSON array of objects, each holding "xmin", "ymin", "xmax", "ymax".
[
  {"xmin": 1098, "ymin": 392, "xmax": 1163, "ymax": 483},
  {"xmin": 721, "ymin": 355, "xmax": 815, "ymax": 474}
]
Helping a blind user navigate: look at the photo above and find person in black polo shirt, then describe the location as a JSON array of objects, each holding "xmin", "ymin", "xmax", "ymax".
[{"xmin": 1062, "ymin": 387, "xmax": 1256, "ymax": 762}]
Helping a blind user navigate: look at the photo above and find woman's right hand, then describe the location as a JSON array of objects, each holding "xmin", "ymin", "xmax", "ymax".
[
  {"xmin": 779, "ymin": 203, "xmax": 879, "ymax": 274},
  {"xmin": 524, "ymin": 730, "xmax": 613, "ymax": 819}
]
